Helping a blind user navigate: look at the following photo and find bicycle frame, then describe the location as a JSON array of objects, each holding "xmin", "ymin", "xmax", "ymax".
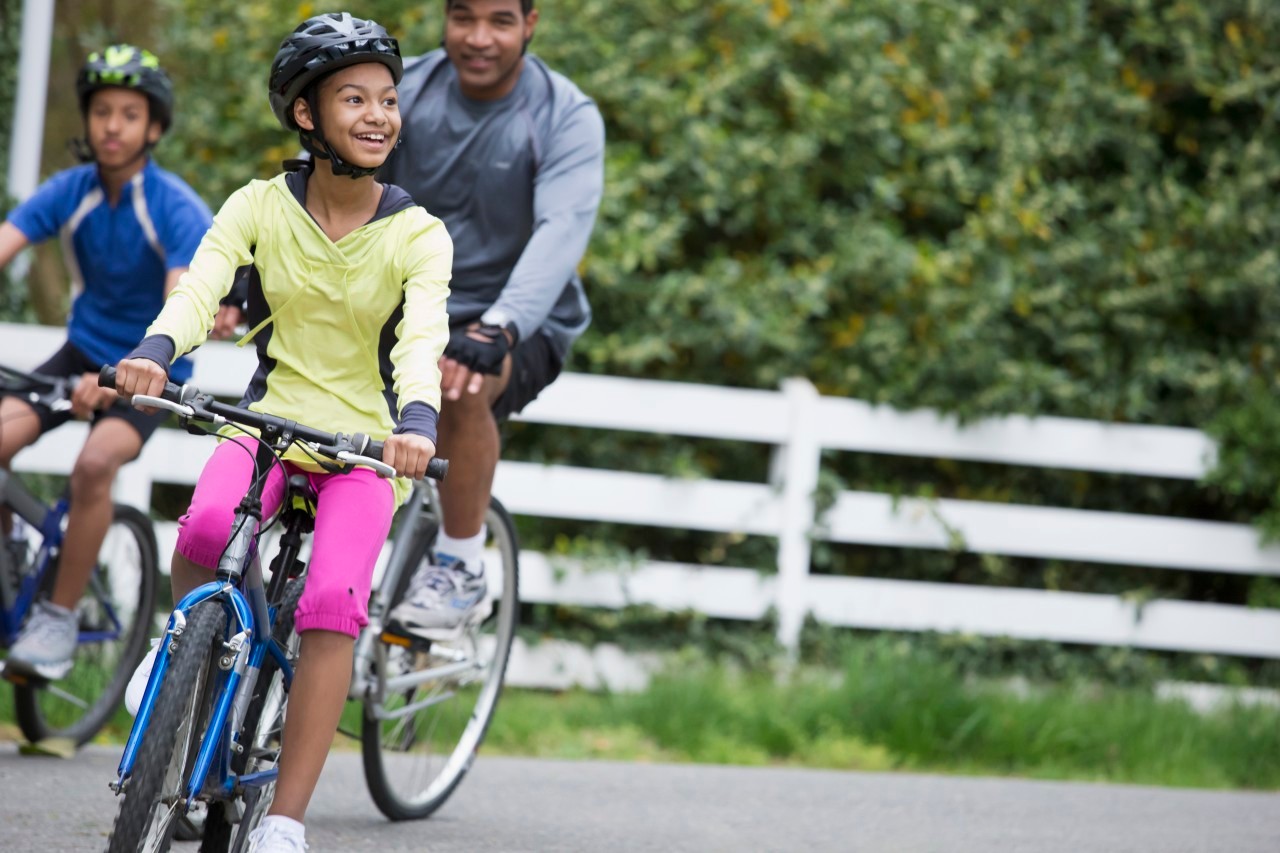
[
  {"xmin": 350, "ymin": 479, "xmax": 484, "ymax": 721},
  {"xmin": 112, "ymin": 438, "xmax": 297, "ymax": 810},
  {"xmin": 0, "ymin": 469, "xmax": 59, "ymax": 645},
  {"xmin": 0, "ymin": 468, "xmax": 130, "ymax": 649},
  {"xmin": 348, "ymin": 478, "xmax": 436, "ymax": 703},
  {"xmin": 1, "ymin": 368, "xmax": 134, "ymax": 652}
]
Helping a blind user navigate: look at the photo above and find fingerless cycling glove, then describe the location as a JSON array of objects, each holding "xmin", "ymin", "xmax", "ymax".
[{"xmin": 443, "ymin": 323, "xmax": 517, "ymax": 375}]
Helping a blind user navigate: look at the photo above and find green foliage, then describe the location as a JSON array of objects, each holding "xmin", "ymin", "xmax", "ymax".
[
  {"xmin": 46, "ymin": 1, "xmax": 1277, "ymax": 670},
  {"xmin": 0, "ymin": 0, "xmax": 16, "ymax": 202},
  {"xmin": 0, "ymin": 0, "xmax": 21, "ymax": 319},
  {"xmin": 145, "ymin": 0, "xmax": 1280, "ymax": 420}
]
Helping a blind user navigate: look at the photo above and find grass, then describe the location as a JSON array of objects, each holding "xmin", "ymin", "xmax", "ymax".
[
  {"xmin": 4, "ymin": 639, "xmax": 1278, "ymax": 789},
  {"xmin": 473, "ymin": 641, "xmax": 1280, "ymax": 789}
]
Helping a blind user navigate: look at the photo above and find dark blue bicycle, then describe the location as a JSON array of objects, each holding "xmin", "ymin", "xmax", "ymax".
[
  {"xmin": 0, "ymin": 364, "xmax": 159, "ymax": 746},
  {"xmin": 101, "ymin": 368, "xmax": 447, "ymax": 853}
]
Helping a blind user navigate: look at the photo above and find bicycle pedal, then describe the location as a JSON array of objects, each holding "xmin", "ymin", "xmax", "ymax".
[
  {"xmin": 0, "ymin": 662, "xmax": 46, "ymax": 687},
  {"xmin": 379, "ymin": 628, "xmax": 433, "ymax": 651}
]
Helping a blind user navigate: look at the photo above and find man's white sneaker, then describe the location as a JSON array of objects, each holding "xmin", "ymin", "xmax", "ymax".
[
  {"xmin": 386, "ymin": 557, "xmax": 490, "ymax": 641},
  {"xmin": 124, "ymin": 638, "xmax": 161, "ymax": 716},
  {"xmin": 5, "ymin": 600, "xmax": 77, "ymax": 681}
]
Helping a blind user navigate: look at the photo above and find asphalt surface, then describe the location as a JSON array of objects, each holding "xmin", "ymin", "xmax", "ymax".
[{"xmin": 0, "ymin": 745, "xmax": 1276, "ymax": 852}]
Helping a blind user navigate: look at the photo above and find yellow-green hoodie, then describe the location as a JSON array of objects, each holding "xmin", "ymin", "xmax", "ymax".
[{"xmin": 146, "ymin": 170, "xmax": 451, "ymax": 503}]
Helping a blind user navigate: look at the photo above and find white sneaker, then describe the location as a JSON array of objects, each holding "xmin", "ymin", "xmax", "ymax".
[
  {"xmin": 124, "ymin": 638, "xmax": 161, "ymax": 716},
  {"xmin": 247, "ymin": 818, "xmax": 308, "ymax": 852},
  {"xmin": 6, "ymin": 600, "xmax": 77, "ymax": 680},
  {"xmin": 386, "ymin": 557, "xmax": 490, "ymax": 640}
]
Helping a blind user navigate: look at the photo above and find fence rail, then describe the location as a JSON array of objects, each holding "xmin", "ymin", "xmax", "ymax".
[{"xmin": 4, "ymin": 322, "xmax": 1278, "ymax": 690}]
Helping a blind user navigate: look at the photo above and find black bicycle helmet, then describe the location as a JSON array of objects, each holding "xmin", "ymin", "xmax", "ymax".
[
  {"xmin": 76, "ymin": 44, "xmax": 174, "ymax": 131},
  {"xmin": 269, "ymin": 13, "xmax": 402, "ymax": 178}
]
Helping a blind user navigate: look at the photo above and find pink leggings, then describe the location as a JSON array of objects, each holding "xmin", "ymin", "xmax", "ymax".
[{"xmin": 176, "ymin": 437, "xmax": 394, "ymax": 638}]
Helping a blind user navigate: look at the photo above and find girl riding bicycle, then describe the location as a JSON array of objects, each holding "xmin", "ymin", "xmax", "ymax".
[{"xmin": 113, "ymin": 13, "xmax": 451, "ymax": 852}]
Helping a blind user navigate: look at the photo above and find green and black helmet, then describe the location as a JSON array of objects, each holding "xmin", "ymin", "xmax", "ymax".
[{"xmin": 76, "ymin": 44, "xmax": 175, "ymax": 130}]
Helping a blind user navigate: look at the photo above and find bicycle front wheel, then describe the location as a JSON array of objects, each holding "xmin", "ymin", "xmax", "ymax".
[
  {"xmin": 361, "ymin": 498, "xmax": 520, "ymax": 821},
  {"xmin": 108, "ymin": 600, "xmax": 226, "ymax": 853},
  {"xmin": 14, "ymin": 503, "xmax": 159, "ymax": 745},
  {"xmin": 201, "ymin": 578, "xmax": 303, "ymax": 853}
]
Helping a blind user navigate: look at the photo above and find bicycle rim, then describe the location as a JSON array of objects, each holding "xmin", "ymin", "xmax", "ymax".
[
  {"xmin": 108, "ymin": 601, "xmax": 226, "ymax": 853},
  {"xmin": 14, "ymin": 504, "xmax": 158, "ymax": 745},
  {"xmin": 361, "ymin": 499, "xmax": 519, "ymax": 820}
]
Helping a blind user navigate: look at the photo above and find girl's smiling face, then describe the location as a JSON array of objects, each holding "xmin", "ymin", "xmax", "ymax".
[{"xmin": 296, "ymin": 62, "xmax": 401, "ymax": 170}]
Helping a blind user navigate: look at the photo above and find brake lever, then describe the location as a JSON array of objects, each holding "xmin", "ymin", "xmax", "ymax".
[
  {"xmin": 129, "ymin": 393, "xmax": 224, "ymax": 429},
  {"xmin": 129, "ymin": 395, "xmax": 195, "ymax": 417},
  {"xmin": 334, "ymin": 451, "xmax": 397, "ymax": 479}
]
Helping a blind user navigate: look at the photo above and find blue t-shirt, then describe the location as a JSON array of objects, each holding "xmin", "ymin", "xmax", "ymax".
[{"xmin": 7, "ymin": 159, "xmax": 212, "ymax": 382}]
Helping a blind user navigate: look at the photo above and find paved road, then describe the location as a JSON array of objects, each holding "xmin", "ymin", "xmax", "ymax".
[{"xmin": 0, "ymin": 745, "xmax": 1276, "ymax": 852}]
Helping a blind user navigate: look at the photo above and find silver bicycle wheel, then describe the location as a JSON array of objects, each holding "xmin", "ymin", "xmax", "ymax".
[{"xmin": 360, "ymin": 498, "xmax": 519, "ymax": 821}]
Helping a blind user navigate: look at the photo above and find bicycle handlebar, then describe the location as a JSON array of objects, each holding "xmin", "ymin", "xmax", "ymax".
[
  {"xmin": 98, "ymin": 366, "xmax": 447, "ymax": 482},
  {"xmin": 0, "ymin": 364, "xmax": 79, "ymax": 413}
]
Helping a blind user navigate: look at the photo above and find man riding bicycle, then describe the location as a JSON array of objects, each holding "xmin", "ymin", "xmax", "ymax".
[
  {"xmin": 0, "ymin": 46, "xmax": 212, "ymax": 681},
  {"xmin": 381, "ymin": 0, "xmax": 605, "ymax": 636}
]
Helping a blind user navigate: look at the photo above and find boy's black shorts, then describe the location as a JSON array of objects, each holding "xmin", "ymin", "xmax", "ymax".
[{"xmin": 3, "ymin": 342, "xmax": 166, "ymax": 443}]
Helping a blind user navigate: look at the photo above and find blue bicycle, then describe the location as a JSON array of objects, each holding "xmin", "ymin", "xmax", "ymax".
[
  {"xmin": 101, "ymin": 368, "xmax": 447, "ymax": 853},
  {"xmin": 0, "ymin": 364, "xmax": 159, "ymax": 746}
]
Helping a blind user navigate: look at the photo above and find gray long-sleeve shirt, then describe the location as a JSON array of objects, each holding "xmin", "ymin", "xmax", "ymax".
[{"xmin": 381, "ymin": 51, "xmax": 606, "ymax": 359}]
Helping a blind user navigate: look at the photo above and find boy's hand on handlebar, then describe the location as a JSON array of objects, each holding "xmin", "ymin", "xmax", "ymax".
[
  {"xmin": 382, "ymin": 434, "xmax": 437, "ymax": 480},
  {"xmin": 112, "ymin": 358, "xmax": 170, "ymax": 414},
  {"xmin": 71, "ymin": 371, "xmax": 118, "ymax": 419}
]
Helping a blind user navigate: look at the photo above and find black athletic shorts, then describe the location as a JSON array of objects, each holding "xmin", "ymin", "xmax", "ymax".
[
  {"xmin": 491, "ymin": 330, "xmax": 562, "ymax": 421},
  {"xmin": 2, "ymin": 341, "xmax": 166, "ymax": 443}
]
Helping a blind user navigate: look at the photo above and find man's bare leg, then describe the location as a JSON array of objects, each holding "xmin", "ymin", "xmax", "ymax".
[{"xmin": 434, "ymin": 358, "xmax": 512, "ymax": 539}]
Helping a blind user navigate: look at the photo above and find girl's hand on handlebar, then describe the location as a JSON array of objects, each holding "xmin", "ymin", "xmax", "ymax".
[
  {"xmin": 113, "ymin": 358, "xmax": 170, "ymax": 414},
  {"xmin": 382, "ymin": 433, "xmax": 437, "ymax": 480}
]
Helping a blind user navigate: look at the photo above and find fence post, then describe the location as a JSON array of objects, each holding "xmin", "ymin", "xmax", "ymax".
[{"xmin": 776, "ymin": 378, "xmax": 821, "ymax": 657}]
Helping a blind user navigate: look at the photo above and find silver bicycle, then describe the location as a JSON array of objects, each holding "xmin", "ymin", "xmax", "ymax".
[{"xmin": 353, "ymin": 477, "xmax": 520, "ymax": 820}]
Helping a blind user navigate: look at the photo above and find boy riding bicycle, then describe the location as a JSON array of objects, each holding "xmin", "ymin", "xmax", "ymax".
[
  {"xmin": 0, "ymin": 45, "xmax": 212, "ymax": 682},
  {"xmin": 113, "ymin": 13, "xmax": 451, "ymax": 851}
]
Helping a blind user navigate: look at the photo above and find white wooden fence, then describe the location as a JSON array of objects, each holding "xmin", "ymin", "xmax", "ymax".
[{"xmin": 4, "ymin": 322, "xmax": 1279, "ymax": 689}]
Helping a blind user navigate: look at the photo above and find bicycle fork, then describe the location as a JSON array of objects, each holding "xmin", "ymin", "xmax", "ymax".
[{"xmin": 110, "ymin": 578, "xmax": 290, "ymax": 807}]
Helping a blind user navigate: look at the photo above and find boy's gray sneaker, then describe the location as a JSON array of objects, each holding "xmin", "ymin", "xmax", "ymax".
[
  {"xmin": 5, "ymin": 600, "xmax": 77, "ymax": 681},
  {"xmin": 387, "ymin": 558, "xmax": 490, "ymax": 641}
]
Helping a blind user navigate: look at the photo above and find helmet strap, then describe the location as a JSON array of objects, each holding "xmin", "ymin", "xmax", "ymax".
[{"xmin": 69, "ymin": 136, "xmax": 95, "ymax": 164}]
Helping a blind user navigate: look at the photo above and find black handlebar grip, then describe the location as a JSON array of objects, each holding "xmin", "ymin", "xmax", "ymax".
[
  {"xmin": 98, "ymin": 364, "xmax": 183, "ymax": 401},
  {"xmin": 365, "ymin": 439, "xmax": 448, "ymax": 481}
]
